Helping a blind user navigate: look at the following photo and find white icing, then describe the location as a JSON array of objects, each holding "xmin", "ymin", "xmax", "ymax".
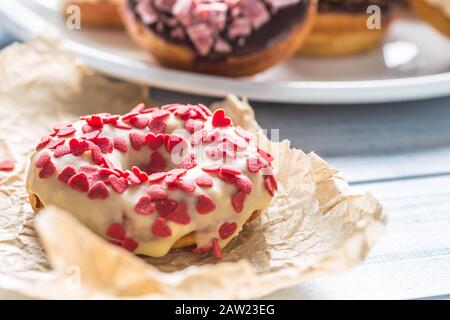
[{"xmin": 26, "ymin": 107, "xmax": 273, "ymax": 257}]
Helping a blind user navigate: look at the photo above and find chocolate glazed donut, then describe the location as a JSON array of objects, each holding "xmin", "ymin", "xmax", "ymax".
[
  {"xmin": 119, "ymin": 0, "xmax": 318, "ymax": 76},
  {"xmin": 299, "ymin": 0, "xmax": 393, "ymax": 57}
]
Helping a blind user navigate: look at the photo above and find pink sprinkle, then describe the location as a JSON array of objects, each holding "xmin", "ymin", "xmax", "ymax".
[
  {"xmin": 129, "ymin": 132, "xmax": 146, "ymax": 150},
  {"xmin": 231, "ymin": 191, "xmax": 246, "ymax": 213},
  {"xmin": 135, "ymin": 196, "xmax": 155, "ymax": 215},
  {"xmin": 147, "ymin": 184, "xmax": 167, "ymax": 200},
  {"xmin": 106, "ymin": 223, "xmax": 125, "ymax": 241},
  {"xmin": 195, "ymin": 174, "xmax": 214, "ymax": 188},
  {"xmin": 88, "ymin": 181, "xmax": 110, "ymax": 200},
  {"xmin": 38, "ymin": 160, "xmax": 56, "ymax": 179},
  {"xmin": 68, "ymin": 173, "xmax": 90, "ymax": 192},
  {"xmin": 92, "ymin": 137, "xmax": 113, "ymax": 154},
  {"xmin": 69, "ymin": 138, "xmax": 90, "ymax": 156},
  {"xmin": 109, "ymin": 175, "xmax": 128, "ymax": 194},
  {"xmin": 168, "ymin": 202, "xmax": 191, "ymax": 225},
  {"xmin": 0, "ymin": 159, "xmax": 15, "ymax": 172},
  {"xmin": 151, "ymin": 217, "xmax": 172, "ymax": 238},
  {"xmin": 56, "ymin": 127, "xmax": 76, "ymax": 137},
  {"xmin": 122, "ymin": 237, "xmax": 138, "ymax": 252},
  {"xmin": 113, "ymin": 136, "xmax": 129, "ymax": 153},
  {"xmin": 219, "ymin": 222, "xmax": 238, "ymax": 240},
  {"xmin": 57, "ymin": 166, "xmax": 77, "ymax": 183},
  {"xmin": 196, "ymin": 193, "xmax": 216, "ymax": 214},
  {"xmin": 35, "ymin": 152, "xmax": 51, "ymax": 169}
]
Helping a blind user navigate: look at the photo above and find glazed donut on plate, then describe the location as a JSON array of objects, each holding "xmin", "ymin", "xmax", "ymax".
[
  {"xmin": 409, "ymin": 0, "xmax": 450, "ymax": 37},
  {"xmin": 26, "ymin": 104, "xmax": 277, "ymax": 258},
  {"xmin": 119, "ymin": 0, "xmax": 318, "ymax": 76},
  {"xmin": 63, "ymin": 0, "xmax": 123, "ymax": 28},
  {"xmin": 299, "ymin": 0, "xmax": 393, "ymax": 57}
]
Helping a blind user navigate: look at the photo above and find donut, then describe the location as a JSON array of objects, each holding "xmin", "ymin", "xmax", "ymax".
[
  {"xmin": 26, "ymin": 104, "xmax": 277, "ymax": 258},
  {"xmin": 118, "ymin": 0, "xmax": 318, "ymax": 76},
  {"xmin": 409, "ymin": 0, "xmax": 450, "ymax": 37},
  {"xmin": 299, "ymin": 0, "xmax": 393, "ymax": 57},
  {"xmin": 63, "ymin": 0, "xmax": 123, "ymax": 28}
]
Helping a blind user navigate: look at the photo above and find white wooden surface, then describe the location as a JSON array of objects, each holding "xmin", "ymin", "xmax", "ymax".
[{"xmin": 1, "ymin": 28, "xmax": 450, "ymax": 299}]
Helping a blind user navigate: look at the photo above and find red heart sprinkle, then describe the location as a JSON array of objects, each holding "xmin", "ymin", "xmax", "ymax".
[
  {"xmin": 69, "ymin": 138, "xmax": 90, "ymax": 156},
  {"xmin": 88, "ymin": 181, "xmax": 110, "ymax": 200},
  {"xmin": 212, "ymin": 238, "xmax": 223, "ymax": 259},
  {"xmin": 92, "ymin": 136, "xmax": 113, "ymax": 154},
  {"xmin": 81, "ymin": 130, "xmax": 100, "ymax": 140},
  {"xmin": 57, "ymin": 166, "xmax": 77, "ymax": 183},
  {"xmin": 147, "ymin": 184, "xmax": 167, "ymax": 200},
  {"xmin": 264, "ymin": 175, "xmax": 278, "ymax": 197},
  {"xmin": 52, "ymin": 122, "xmax": 72, "ymax": 132},
  {"xmin": 35, "ymin": 152, "xmax": 51, "ymax": 168},
  {"xmin": 176, "ymin": 179, "xmax": 196, "ymax": 193},
  {"xmin": 196, "ymin": 175, "xmax": 213, "ymax": 188},
  {"xmin": 145, "ymin": 133, "xmax": 164, "ymax": 150},
  {"xmin": 68, "ymin": 173, "xmax": 90, "ymax": 192},
  {"xmin": 135, "ymin": 196, "xmax": 155, "ymax": 215},
  {"xmin": 148, "ymin": 152, "xmax": 167, "ymax": 174},
  {"xmin": 36, "ymin": 136, "xmax": 51, "ymax": 151},
  {"xmin": 130, "ymin": 115, "xmax": 149, "ymax": 129},
  {"xmin": 82, "ymin": 124, "xmax": 98, "ymax": 134},
  {"xmin": 129, "ymin": 132, "xmax": 146, "ymax": 150},
  {"xmin": 202, "ymin": 164, "xmax": 221, "ymax": 173},
  {"xmin": 0, "ymin": 160, "xmax": 15, "ymax": 172},
  {"xmin": 220, "ymin": 164, "xmax": 242, "ymax": 175},
  {"xmin": 122, "ymin": 237, "xmax": 138, "ymax": 252},
  {"xmin": 257, "ymin": 147, "xmax": 274, "ymax": 163},
  {"xmin": 113, "ymin": 136, "xmax": 128, "ymax": 153},
  {"xmin": 109, "ymin": 175, "xmax": 128, "ymax": 194},
  {"xmin": 90, "ymin": 145, "xmax": 104, "ymax": 165},
  {"xmin": 132, "ymin": 166, "xmax": 149, "ymax": 183},
  {"xmin": 219, "ymin": 222, "xmax": 237, "ymax": 240},
  {"xmin": 54, "ymin": 145, "xmax": 71, "ymax": 158},
  {"xmin": 234, "ymin": 175, "xmax": 253, "ymax": 194},
  {"xmin": 56, "ymin": 127, "xmax": 76, "ymax": 137},
  {"xmin": 106, "ymin": 223, "xmax": 125, "ymax": 240},
  {"xmin": 46, "ymin": 139, "xmax": 65, "ymax": 150},
  {"xmin": 231, "ymin": 191, "xmax": 246, "ymax": 213},
  {"xmin": 169, "ymin": 202, "xmax": 191, "ymax": 225},
  {"xmin": 148, "ymin": 118, "xmax": 167, "ymax": 134},
  {"xmin": 127, "ymin": 173, "xmax": 142, "ymax": 185},
  {"xmin": 112, "ymin": 121, "xmax": 132, "ymax": 130},
  {"xmin": 165, "ymin": 135, "xmax": 185, "ymax": 153},
  {"xmin": 247, "ymin": 157, "xmax": 262, "ymax": 173},
  {"xmin": 151, "ymin": 218, "xmax": 172, "ymax": 238},
  {"xmin": 151, "ymin": 109, "xmax": 171, "ymax": 120},
  {"xmin": 86, "ymin": 115, "xmax": 103, "ymax": 127},
  {"xmin": 212, "ymin": 109, "xmax": 232, "ymax": 128},
  {"xmin": 196, "ymin": 194, "xmax": 216, "ymax": 215},
  {"xmin": 131, "ymin": 103, "xmax": 145, "ymax": 113},
  {"xmin": 148, "ymin": 172, "xmax": 167, "ymax": 182},
  {"xmin": 38, "ymin": 160, "xmax": 56, "ymax": 179},
  {"xmin": 154, "ymin": 199, "xmax": 178, "ymax": 218}
]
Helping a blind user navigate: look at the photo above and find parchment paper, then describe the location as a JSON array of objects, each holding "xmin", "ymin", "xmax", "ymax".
[{"xmin": 0, "ymin": 34, "xmax": 386, "ymax": 299}]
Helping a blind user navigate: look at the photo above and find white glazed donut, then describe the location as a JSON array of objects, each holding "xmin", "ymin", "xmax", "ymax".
[{"xmin": 26, "ymin": 104, "xmax": 277, "ymax": 258}]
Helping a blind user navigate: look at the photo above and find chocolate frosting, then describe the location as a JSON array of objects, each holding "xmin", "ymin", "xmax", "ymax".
[{"xmin": 128, "ymin": 0, "xmax": 311, "ymax": 61}]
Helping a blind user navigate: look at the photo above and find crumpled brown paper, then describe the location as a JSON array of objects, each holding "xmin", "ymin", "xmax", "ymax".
[{"xmin": 0, "ymin": 34, "xmax": 386, "ymax": 299}]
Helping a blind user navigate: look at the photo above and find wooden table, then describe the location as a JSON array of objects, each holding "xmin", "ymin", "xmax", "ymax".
[{"xmin": 2, "ymin": 27, "xmax": 450, "ymax": 300}]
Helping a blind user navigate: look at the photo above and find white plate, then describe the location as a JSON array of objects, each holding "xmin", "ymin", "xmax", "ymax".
[{"xmin": 1, "ymin": 0, "xmax": 450, "ymax": 104}]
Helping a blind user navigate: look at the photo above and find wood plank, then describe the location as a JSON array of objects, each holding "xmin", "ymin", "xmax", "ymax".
[{"xmin": 265, "ymin": 175, "xmax": 450, "ymax": 300}]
